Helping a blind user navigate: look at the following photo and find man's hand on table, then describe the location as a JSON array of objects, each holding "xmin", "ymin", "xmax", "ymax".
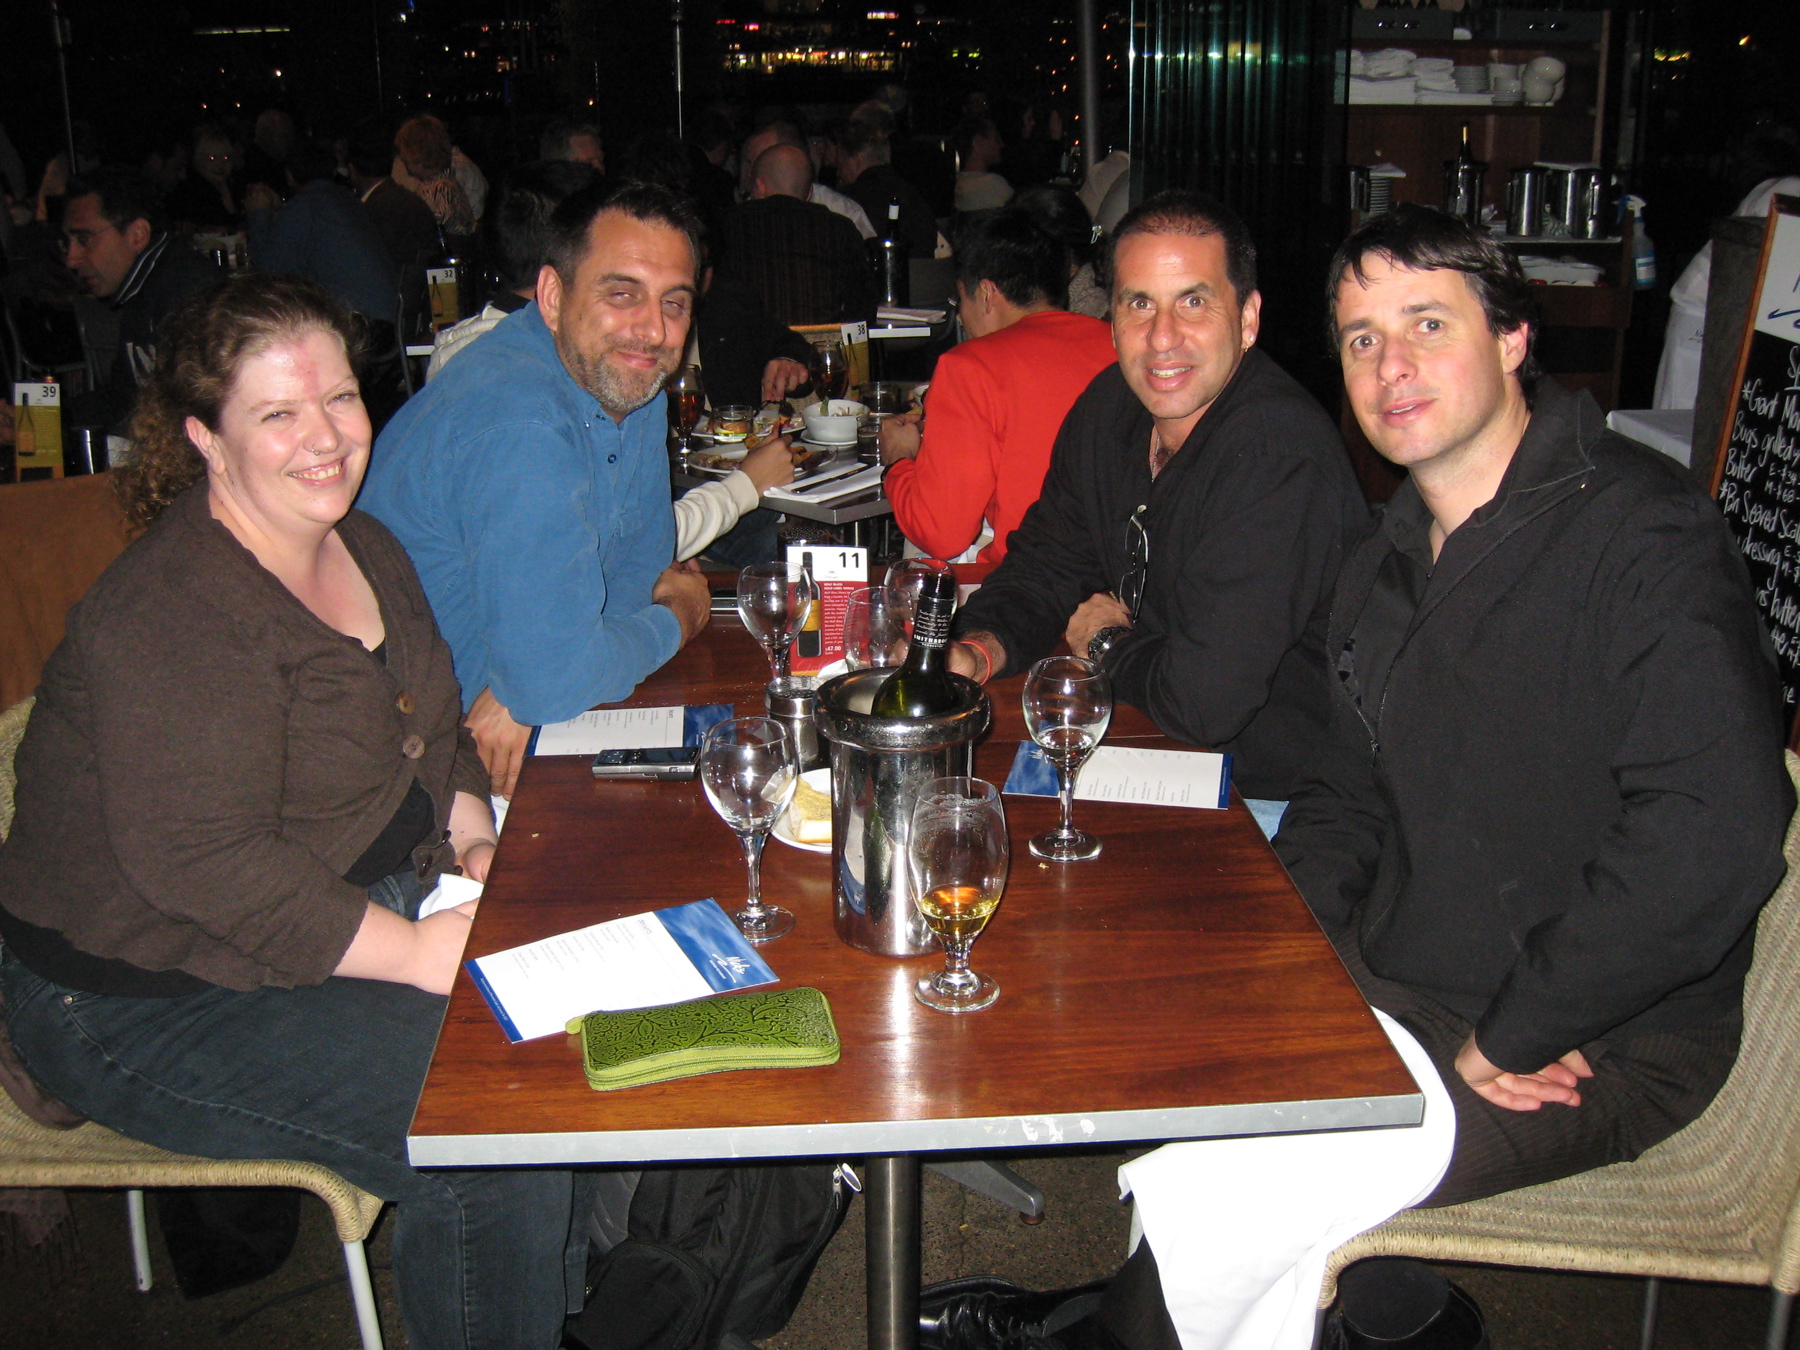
[
  {"xmin": 1064, "ymin": 593, "xmax": 1132, "ymax": 659},
  {"xmin": 654, "ymin": 559, "xmax": 712, "ymax": 648},
  {"xmin": 741, "ymin": 434, "xmax": 798, "ymax": 494},
  {"xmin": 878, "ymin": 412, "xmax": 922, "ymax": 467},
  {"xmin": 466, "ymin": 686, "xmax": 531, "ymax": 800},
  {"xmin": 1454, "ymin": 1034, "xmax": 1593, "ymax": 1112},
  {"xmin": 761, "ymin": 358, "xmax": 811, "ymax": 404},
  {"xmin": 948, "ymin": 631, "xmax": 1005, "ymax": 684}
]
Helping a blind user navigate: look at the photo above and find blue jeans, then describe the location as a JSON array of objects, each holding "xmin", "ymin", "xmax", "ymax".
[{"xmin": 0, "ymin": 949, "xmax": 576, "ymax": 1350}]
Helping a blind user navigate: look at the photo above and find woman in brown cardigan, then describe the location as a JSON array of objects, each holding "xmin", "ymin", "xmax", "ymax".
[{"xmin": 0, "ymin": 276, "xmax": 574, "ymax": 1350}]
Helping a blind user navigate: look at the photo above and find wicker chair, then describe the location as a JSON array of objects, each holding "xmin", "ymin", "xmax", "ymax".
[
  {"xmin": 0, "ymin": 696, "xmax": 388, "ymax": 1349},
  {"xmin": 1320, "ymin": 750, "xmax": 1800, "ymax": 1350}
]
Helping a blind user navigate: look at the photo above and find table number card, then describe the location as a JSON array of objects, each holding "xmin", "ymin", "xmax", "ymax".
[
  {"xmin": 786, "ymin": 544, "xmax": 866, "ymax": 674},
  {"xmin": 12, "ymin": 382, "xmax": 62, "ymax": 478},
  {"xmin": 1003, "ymin": 742, "xmax": 1233, "ymax": 810}
]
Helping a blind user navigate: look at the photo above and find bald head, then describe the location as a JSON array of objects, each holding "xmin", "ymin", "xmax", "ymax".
[{"xmin": 752, "ymin": 143, "xmax": 813, "ymax": 201}]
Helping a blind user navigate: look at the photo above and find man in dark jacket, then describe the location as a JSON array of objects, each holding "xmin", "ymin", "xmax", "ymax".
[
  {"xmin": 60, "ymin": 168, "xmax": 222, "ymax": 436},
  {"xmin": 1277, "ymin": 205, "xmax": 1792, "ymax": 1212},
  {"xmin": 949, "ymin": 190, "xmax": 1365, "ymax": 810}
]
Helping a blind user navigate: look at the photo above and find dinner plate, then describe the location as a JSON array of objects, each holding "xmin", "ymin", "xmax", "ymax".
[
  {"xmin": 802, "ymin": 436, "xmax": 859, "ymax": 450},
  {"xmin": 772, "ymin": 768, "xmax": 832, "ymax": 853}
]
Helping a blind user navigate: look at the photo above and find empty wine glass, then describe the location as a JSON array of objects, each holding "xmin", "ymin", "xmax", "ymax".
[
  {"xmin": 842, "ymin": 585, "xmax": 911, "ymax": 670},
  {"xmin": 669, "ymin": 364, "xmax": 705, "ymax": 453},
  {"xmin": 884, "ymin": 557, "xmax": 953, "ymax": 619},
  {"xmin": 737, "ymin": 561, "xmax": 819, "ymax": 681},
  {"xmin": 909, "ymin": 777, "xmax": 1010, "ymax": 1013},
  {"xmin": 1021, "ymin": 656, "xmax": 1112, "ymax": 862},
  {"xmin": 698, "ymin": 717, "xmax": 798, "ymax": 943}
]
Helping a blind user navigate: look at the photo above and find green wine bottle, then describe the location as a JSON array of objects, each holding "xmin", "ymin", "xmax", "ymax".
[{"xmin": 870, "ymin": 573, "xmax": 961, "ymax": 717}]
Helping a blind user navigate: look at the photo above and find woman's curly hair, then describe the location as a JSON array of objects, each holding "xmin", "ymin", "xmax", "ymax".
[{"xmin": 115, "ymin": 274, "xmax": 366, "ymax": 528}]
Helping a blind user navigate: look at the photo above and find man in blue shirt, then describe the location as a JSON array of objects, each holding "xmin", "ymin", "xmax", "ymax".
[{"xmin": 361, "ymin": 181, "xmax": 712, "ymax": 795}]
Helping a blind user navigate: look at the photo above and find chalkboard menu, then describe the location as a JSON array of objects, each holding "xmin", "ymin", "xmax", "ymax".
[{"xmin": 1710, "ymin": 196, "xmax": 1800, "ymax": 720}]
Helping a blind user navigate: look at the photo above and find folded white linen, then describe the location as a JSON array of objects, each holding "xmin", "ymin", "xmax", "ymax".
[
  {"xmin": 1359, "ymin": 47, "xmax": 1416, "ymax": 78},
  {"xmin": 1119, "ymin": 1009, "xmax": 1455, "ymax": 1350}
]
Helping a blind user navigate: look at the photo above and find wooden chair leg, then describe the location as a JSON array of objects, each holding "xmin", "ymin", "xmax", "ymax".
[
  {"xmin": 343, "ymin": 1238, "xmax": 384, "ymax": 1350},
  {"xmin": 126, "ymin": 1189, "xmax": 152, "ymax": 1292},
  {"xmin": 1639, "ymin": 1276, "xmax": 1660, "ymax": 1350}
]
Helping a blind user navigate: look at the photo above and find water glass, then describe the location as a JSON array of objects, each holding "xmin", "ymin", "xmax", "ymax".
[
  {"xmin": 738, "ymin": 561, "xmax": 819, "ymax": 681},
  {"xmin": 842, "ymin": 585, "xmax": 911, "ymax": 671},
  {"xmin": 698, "ymin": 717, "xmax": 798, "ymax": 943},
  {"xmin": 1021, "ymin": 656, "xmax": 1112, "ymax": 862}
]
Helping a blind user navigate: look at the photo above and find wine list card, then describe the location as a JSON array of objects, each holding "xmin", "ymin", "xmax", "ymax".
[
  {"xmin": 466, "ymin": 898, "xmax": 777, "ymax": 1042},
  {"xmin": 1002, "ymin": 742, "xmax": 1233, "ymax": 810},
  {"xmin": 785, "ymin": 544, "xmax": 866, "ymax": 675},
  {"xmin": 528, "ymin": 704, "xmax": 735, "ymax": 756}
]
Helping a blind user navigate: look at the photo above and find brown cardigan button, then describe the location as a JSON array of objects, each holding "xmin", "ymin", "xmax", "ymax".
[
  {"xmin": 401, "ymin": 734, "xmax": 425, "ymax": 759},
  {"xmin": 396, "ymin": 691, "xmax": 415, "ymax": 715}
]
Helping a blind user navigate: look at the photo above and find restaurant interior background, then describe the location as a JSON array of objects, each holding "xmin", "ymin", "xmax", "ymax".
[{"xmin": 3, "ymin": 0, "xmax": 1795, "ymax": 479}]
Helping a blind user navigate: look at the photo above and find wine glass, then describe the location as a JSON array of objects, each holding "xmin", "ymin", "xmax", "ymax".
[
  {"xmin": 813, "ymin": 340, "xmax": 850, "ymax": 403},
  {"xmin": 909, "ymin": 777, "xmax": 1010, "ymax": 1013},
  {"xmin": 737, "ymin": 561, "xmax": 819, "ymax": 681},
  {"xmin": 669, "ymin": 364, "xmax": 706, "ymax": 453},
  {"xmin": 698, "ymin": 717, "xmax": 798, "ymax": 943},
  {"xmin": 842, "ymin": 585, "xmax": 911, "ymax": 670},
  {"xmin": 1021, "ymin": 656, "xmax": 1112, "ymax": 862},
  {"xmin": 884, "ymin": 557, "xmax": 953, "ymax": 619}
]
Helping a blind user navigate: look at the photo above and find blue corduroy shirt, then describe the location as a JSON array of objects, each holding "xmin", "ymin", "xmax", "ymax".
[{"xmin": 359, "ymin": 302, "xmax": 680, "ymax": 725}]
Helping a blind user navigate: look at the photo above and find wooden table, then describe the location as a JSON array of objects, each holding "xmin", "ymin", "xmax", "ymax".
[{"xmin": 408, "ymin": 624, "xmax": 1422, "ymax": 1349}]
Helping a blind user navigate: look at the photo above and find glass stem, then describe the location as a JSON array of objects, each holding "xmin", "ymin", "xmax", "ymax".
[
  {"xmin": 741, "ymin": 831, "xmax": 767, "ymax": 917},
  {"xmin": 1056, "ymin": 764, "xmax": 1078, "ymax": 840},
  {"xmin": 772, "ymin": 641, "xmax": 791, "ymax": 680}
]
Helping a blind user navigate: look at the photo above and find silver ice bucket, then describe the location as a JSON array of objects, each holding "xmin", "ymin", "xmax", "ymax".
[{"xmin": 814, "ymin": 669, "xmax": 991, "ymax": 957}]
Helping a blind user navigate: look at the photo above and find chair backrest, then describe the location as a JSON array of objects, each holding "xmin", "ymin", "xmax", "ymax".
[
  {"xmin": 1629, "ymin": 751, "xmax": 1800, "ymax": 1257},
  {"xmin": 0, "ymin": 696, "xmax": 31, "ymax": 841},
  {"xmin": 0, "ymin": 474, "xmax": 133, "ymax": 709}
]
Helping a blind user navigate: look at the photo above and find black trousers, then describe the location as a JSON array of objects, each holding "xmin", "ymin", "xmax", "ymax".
[
  {"xmin": 1100, "ymin": 945, "xmax": 1740, "ymax": 1349},
  {"xmin": 1335, "ymin": 939, "xmax": 1739, "ymax": 1208}
]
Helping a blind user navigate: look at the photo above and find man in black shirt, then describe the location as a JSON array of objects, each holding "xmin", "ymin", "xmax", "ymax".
[{"xmin": 949, "ymin": 191, "xmax": 1363, "ymax": 810}]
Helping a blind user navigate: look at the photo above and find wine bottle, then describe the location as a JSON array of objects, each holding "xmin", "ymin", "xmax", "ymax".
[
  {"xmin": 871, "ymin": 572, "xmax": 960, "ymax": 717},
  {"xmin": 797, "ymin": 551, "xmax": 823, "ymax": 659}
]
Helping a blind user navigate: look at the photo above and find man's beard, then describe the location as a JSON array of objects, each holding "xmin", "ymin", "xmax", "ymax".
[{"xmin": 556, "ymin": 333, "xmax": 676, "ymax": 417}]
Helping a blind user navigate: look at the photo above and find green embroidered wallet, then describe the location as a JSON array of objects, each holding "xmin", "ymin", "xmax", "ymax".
[{"xmin": 564, "ymin": 987, "xmax": 841, "ymax": 1091}]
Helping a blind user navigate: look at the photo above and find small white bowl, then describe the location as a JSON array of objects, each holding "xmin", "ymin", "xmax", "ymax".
[{"xmin": 804, "ymin": 401, "xmax": 867, "ymax": 445}]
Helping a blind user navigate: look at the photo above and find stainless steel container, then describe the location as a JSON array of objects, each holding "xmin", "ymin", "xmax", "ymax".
[
  {"xmin": 765, "ymin": 677, "xmax": 826, "ymax": 774},
  {"xmin": 814, "ymin": 668, "xmax": 991, "ymax": 957},
  {"xmin": 1442, "ymin": 158, "xmax": 1487, "ymax": 227},
  {"xmin": 1506, "ymin": 167, "xmax": 1546, "ymax": 237},
  {"xmin": 1544, "ymin": 167, "xmax": 1607, "ymax": 239}
]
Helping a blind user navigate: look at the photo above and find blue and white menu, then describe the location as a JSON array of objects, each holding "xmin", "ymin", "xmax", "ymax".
[{"xmin": 466, "ymin": 898, "xmax": 777, "ymax": 1042}]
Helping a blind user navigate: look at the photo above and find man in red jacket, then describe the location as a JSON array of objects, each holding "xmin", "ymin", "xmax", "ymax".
[{"xmin": 878, "ymin": 209, "xmax": 1116, "ymax": 565}]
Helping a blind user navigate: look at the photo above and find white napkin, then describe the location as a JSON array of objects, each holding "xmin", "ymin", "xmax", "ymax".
[
  {"xmin": 417, "ymin": 871, "xmax": 485, "ymax": 920},
  {"xmin": 764, "ymin": 465, "xmax": 885, "ymax": 504},
  {"xmin": 1119, "ymin": 1010, "xmax": 1455, "ymax": 1350}
]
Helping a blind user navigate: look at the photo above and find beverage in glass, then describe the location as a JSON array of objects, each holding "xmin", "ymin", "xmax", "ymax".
[
  {"xmin": 909, "ymin": 777, "xmax": 1009, "ymax": 1012},
  {"xmin": 1021, "ymin": 655, "xmax": 1112, "ymax": 861},
  {"xmin": 670, "ymin": 365, "xmax": 705, "ymax": 451}
]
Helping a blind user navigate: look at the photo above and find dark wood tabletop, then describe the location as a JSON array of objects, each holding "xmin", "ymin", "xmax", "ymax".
[{"xmin": 407, "ymin": 623, "xmax": 1420, "ymax": 1167}]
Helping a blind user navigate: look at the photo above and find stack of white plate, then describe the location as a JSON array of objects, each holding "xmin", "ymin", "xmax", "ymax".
[{"xmin": 1453, "ymin": 66, "xmax": 1488, "ymax": 93}]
